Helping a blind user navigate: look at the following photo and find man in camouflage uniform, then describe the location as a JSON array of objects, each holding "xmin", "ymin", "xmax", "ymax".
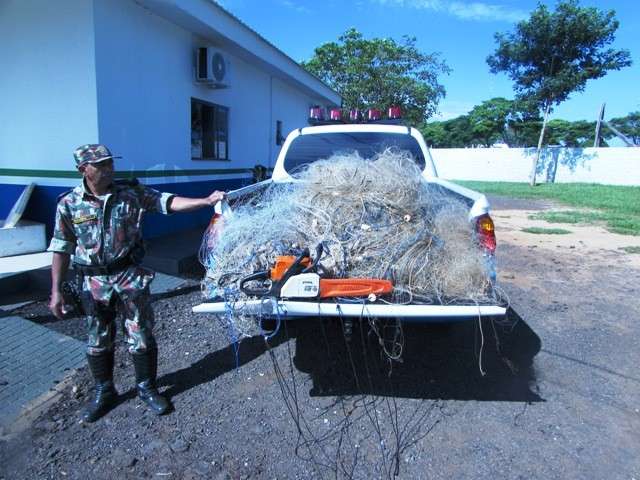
[{"xmin": 48, "ymin": 144, "xmax": 225, "ymax": 422}]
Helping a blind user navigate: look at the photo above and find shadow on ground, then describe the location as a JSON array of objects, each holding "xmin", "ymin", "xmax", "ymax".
[
  {"xmin": 293, "ymin": 309, "xmax": 542, "ymax": 402},
  {"xmin": 158, "ymin": 308, "xmax": 542, "ymax": 404},
  {"xmin": 157, "ymin": 334, "xmax": 285, "ymax": 400}
]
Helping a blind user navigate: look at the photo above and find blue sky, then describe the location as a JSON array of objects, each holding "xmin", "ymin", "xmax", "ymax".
[{"xmin": 217, "ymin": 0, "xmax": 639, "ymax": 123}]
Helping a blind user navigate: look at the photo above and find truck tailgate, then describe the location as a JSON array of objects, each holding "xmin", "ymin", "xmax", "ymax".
[{"xmin": 193, "ymin": 300, "xmax": 506, "ymax": 320}]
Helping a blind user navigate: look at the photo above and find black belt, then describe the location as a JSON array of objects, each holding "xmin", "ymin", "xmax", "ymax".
[{"xmin": 74, "ymin": 256, "xmax": 134, "ymax": 276}]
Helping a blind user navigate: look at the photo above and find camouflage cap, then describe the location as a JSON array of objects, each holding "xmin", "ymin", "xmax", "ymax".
[{"xmin": 73, "ymin": 144, "xmax": 122, "ymax": 166}]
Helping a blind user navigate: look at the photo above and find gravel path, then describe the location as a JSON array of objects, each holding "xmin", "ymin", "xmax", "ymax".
[{"xmin": 1, "ymin": 196, "xmax": 639, "ymax": 479}]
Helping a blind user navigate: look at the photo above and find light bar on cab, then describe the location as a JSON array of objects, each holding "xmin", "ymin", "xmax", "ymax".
[
  {"xmin": 388, "ymin": 105, "xmax": 402, "ymax": 119},
  {"xmin": 308, "ymin": 105, "xmax": 402, "ymax": 124},
  {"xmin": 329, "ymin": 108, "xmax": 342, "ymax": 121},
  {"xmin": 367, "ymin": 108, "xmax": 382, "ymax": 121},
  {"xmin": 309, "ymin": 105, "xmax": 324, "ymax": 121}
]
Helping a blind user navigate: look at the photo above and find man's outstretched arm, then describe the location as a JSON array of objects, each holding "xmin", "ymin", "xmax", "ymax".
[
  {"xmin": 168, "ymin": 190, "xmax": 226, "ymax": 213},
  {"xmin": 49, "ymin": 252, "xmax": 70, "ymax": 319}
]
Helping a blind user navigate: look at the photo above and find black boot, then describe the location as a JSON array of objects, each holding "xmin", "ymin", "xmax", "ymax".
[
  {"xmin": 131, "ymin": 347, "xmax": 169, "ymax": 415},
  {"xmin": 82, "ymin": 351, "xmax": 118, "ymax": 422}
]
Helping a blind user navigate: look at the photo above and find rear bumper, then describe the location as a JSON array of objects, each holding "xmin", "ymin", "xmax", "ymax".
[{"xmin": 192, "ymin": 299, "xmax": 506, "ymax": 321}]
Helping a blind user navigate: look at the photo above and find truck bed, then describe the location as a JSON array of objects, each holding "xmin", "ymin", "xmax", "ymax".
[{"xmin": 194, "ymin": 124, "xmax": 506, "ymax": 321}]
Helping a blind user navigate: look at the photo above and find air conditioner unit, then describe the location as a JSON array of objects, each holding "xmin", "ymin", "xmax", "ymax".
[{"xmin": 195, "ymin": 47, "xmax": 229, "ymax": 88}]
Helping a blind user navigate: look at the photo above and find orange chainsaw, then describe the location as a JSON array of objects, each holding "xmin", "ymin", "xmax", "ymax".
[{"xmin": 239, "ymin": 246, "xmax": 393, "ymax": 299}]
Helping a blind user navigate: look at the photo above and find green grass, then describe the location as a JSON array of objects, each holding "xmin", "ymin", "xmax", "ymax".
[
  {"xmin": 458, "ymin": 181, "xmax": 640, "ymax": 236},
  {"xmin": 528, "ymin": 210, "xmax": 604, "ymax": 224},
  {"xmin": 522, "ymin": 227, "xmax": 572, "ymax": 235},
  {"xmin": 619, "ymin": 246, "xmax": 640, "ymax": 254}
]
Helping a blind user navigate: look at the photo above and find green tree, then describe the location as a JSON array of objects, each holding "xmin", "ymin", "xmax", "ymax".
[
  {"xmin": 302, "ymin": 28, "xmax": 450, "ymax": 125},
  {"xmin": 609, "ymin": 111, "xmax": 640, "ymax": 145},
  {"xmin": 566, "ymin": 120, "xmax": 597, "ymax": 147},
  {"xmin": 487, "ymin": 0, "xmax": 631, "ymax": 184},
  {"xmin": 504, "ymin": 107, "xmax": 543, "ymax": 147},
  {"xmin": 421, "ymin": 116, "xmax": 476, "ymax": 148},
  {"xmin": 421, "ymin": 121, "xmax": 448, "ymax": 148},
  {"xmin": 468, "ymin": 97, "xmax": 514, "ymax": 147},
  {"xmin": 443, "ymin": 116, "xmax": 476, "ymax": 147},
  {"xmin": 546, "ymin": 119, "xmax": 597, "ymax": 147},
  {"xmin": 466, "ymin": 97, "xmax": 541, "ymax": 147}
]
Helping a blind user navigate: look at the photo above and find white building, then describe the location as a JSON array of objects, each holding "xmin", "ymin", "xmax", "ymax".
[{"xmin": 0, "ymin": 0, "xmax": 340, "ymax": 237}]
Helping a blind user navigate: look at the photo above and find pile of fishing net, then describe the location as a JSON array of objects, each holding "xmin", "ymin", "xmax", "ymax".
[{"xmin": 199, "ymin": 149, "xmax": 496, "ymax": 318}]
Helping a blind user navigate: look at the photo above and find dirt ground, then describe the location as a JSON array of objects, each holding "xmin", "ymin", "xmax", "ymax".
[
  {"xmin": 1, "ymin": 195, "xmax": 639, "ymax": 479},
  {"xmin": 491, "ymin": 202, "xmax": 640, "ymax": 269}
]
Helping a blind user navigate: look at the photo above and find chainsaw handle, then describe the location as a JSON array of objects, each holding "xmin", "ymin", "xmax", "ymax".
[
  {"xmin": 239, "ymin": 270, "xmax": 272, "ymax": 296},
  {"xmin": 302, "ymin": 243, "xmax": 324, "ymax": 273},
  {"xmin": 279, "ymin": 249, "xmax": 310, "ymax": 283},
  {"xmin": 240, "ymin": 248, "xmax": 311, "ymax": 298},
  {"xmin": 265, "ymin": 249, "xmax": 311, "ymax": 297}
]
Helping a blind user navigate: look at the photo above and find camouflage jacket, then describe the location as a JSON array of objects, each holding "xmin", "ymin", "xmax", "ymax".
[{"xmin": 48, "ymin": 179, "xmax": 174, "ymax": 266}]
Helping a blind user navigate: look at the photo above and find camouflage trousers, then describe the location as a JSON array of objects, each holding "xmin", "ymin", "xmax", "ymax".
[{"xmin": 80, "ymin": 266, "xmax": 156, "ymax": 356}]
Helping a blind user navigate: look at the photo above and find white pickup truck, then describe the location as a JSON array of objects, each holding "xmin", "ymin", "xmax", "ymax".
[{"xmin": 193, "ymin": 123, "xmax": 507, "ymax": 322}]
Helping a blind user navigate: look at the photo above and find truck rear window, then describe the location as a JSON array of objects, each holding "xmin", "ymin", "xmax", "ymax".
[{"xmin": 284, "ymin": 132, "xmax": 426, "ymax": 175}]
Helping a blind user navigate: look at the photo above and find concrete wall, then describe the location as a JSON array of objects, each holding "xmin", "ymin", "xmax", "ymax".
[
  {"xmin": 431, "ymin": 147, "xmax": 640, "ymax": 186},
  {"xmin": 0, "ymin": 0, "xmax": 99, "ymax": 176}
]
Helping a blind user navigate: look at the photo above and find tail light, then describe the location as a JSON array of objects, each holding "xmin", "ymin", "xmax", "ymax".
[
  {"xmin": 476, "ymin": 214, "xmax": 496, "ymax": 254},
  {"xmin": 349, "ymin": 109, "xmax": 362, "ymax": 122}
]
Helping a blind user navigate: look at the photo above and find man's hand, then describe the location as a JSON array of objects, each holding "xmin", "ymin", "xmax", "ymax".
[
  {"xmin": 50, "ymin": 252, "xmax": 71, "ymax": 319},
  {"xmin": 206, "ymin": 190, "xmax": 226, "ymax": 207},
  {"xmin": 168, "ymin": 191, "xmax": 227, "ymax": 213},
  {"xmin": 49, "ymin": 290, "xmax": 66, "ymax": 319}
]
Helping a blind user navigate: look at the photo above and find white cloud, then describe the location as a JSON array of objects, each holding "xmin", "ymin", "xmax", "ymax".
[
  {"xmin": 375, "ymin": 0, "xmax": 527, "ymax": 22},
  {"xmin": 278, "ymin": 0, "xmax": 313, "ymax": 14}
]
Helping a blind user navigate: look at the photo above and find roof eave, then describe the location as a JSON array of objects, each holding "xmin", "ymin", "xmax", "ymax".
[{"xmin": 135, "ymin": 0, "xmax": 342, "ymax": 105}]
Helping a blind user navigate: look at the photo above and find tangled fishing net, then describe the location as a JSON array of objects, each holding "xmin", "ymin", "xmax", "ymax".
[{"xmin": 199, "ymin": 149, "xmax": 498, "ymax": 336}]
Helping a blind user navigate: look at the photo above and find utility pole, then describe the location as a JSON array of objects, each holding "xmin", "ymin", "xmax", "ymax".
[
  {"xmin": 605, "ymin": 121, "xmax": 636, "ymax": 147},
  {"xmin": 593, "ymin": 103, "xmax": 605, "ymax": 148}
]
